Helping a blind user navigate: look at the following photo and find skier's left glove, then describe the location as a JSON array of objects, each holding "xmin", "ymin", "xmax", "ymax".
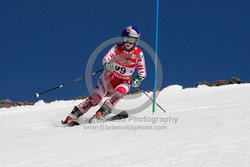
[
  {"xmin": 132, "ymin": 76, "xmax": 145, "ymax": 87},
  {"xmin": 104, "ymin": 61, "xmax": 115, "ymax": 72}
]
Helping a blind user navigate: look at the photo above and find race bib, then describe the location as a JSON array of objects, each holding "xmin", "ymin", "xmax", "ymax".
[{"xmin": 114, "ymin": 64, "xmax": 134, "ymax": 76}]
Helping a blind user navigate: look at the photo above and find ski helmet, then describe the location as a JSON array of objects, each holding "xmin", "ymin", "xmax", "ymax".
[{"xmin": 121, "ymin": 26, "xmax": 141, "ymax": 39}]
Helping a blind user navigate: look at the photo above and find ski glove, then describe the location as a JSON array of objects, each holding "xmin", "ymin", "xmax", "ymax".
[
  {"xmin": 132, "ymin": 76, "xmax": 145, "ymax": 87},
  {"xmin": 104, "ymin": 61, "xmax": 115, "ymax": 72}
]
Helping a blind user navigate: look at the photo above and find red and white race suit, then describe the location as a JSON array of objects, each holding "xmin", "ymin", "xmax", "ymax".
[{"xmin": 77, "ymin": 44, "xmax": 146, "ymax": 113}]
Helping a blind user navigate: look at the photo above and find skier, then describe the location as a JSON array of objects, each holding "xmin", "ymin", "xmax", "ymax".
[{"xmin": 62, "ymin": 26, "xmax": 147, "ymax": 126}]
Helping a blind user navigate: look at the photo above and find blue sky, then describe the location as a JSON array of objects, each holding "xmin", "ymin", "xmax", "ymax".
[{"xmin": 0, "ymin": 0, "xmax": 249, "ymax": 102}]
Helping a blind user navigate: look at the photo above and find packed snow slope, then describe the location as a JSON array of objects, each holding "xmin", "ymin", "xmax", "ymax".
[{"xmin": 1, "ymin": 84, "xmax": 250, "ymax": 167}]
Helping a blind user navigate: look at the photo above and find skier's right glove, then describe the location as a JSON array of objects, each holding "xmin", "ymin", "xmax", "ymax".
[
  {"xmin": 132, "ymin": 76, "xmax": 145, "ymax": 87},
  {"xmin": 104, "ymin": 61, "xmax": 115, "ymax": 72}
]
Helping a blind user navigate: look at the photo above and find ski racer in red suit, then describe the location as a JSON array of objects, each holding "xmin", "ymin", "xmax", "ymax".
[{"xmin": 62, "ymin": 26, "xmax": 146, "ymax": 126}]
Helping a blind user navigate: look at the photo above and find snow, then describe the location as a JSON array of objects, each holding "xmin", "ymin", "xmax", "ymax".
[{"xmin": 1, "ymin": 84, "xmax": 250, "ymax": 167}]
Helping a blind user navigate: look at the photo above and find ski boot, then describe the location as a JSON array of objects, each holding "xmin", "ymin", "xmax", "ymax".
[
  {"xmin": 89, "ymin": 106, "xmax": 111, "ymax": 123},
  {"xmin": 62, "ymin": 106, "xmax": 83, "ymax": 126}
]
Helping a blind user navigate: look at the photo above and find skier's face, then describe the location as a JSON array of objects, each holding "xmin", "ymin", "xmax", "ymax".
[
  {"xmin": 124, "ymin": 42, "xmax": 134, "ymax": 50},
  {"xmin": 122, "ymin": 36, "xmax": 137, "ymax": 51}
]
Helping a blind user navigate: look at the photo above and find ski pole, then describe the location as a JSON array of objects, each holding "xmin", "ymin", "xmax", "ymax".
[
  {"xmin": 34, "ymin": 69, "xmax": 104, "ymax": 98},
  {"xmin": 138, "ymin": 87, "xmax": 166, "ymax": 113}
]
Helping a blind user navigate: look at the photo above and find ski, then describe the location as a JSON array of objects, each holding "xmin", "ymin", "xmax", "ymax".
[
  {"xmin": 61, "ymin": 111, "xmax": 129, "ymax": 127},
  {"xmin": 89, "ymin": 110, "xmax": 129, "ymax": 123}
]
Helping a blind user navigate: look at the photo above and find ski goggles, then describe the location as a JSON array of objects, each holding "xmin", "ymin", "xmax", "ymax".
[{"xmin": 122, "ymin": 36, "xmax": 138, "ymax": 44}]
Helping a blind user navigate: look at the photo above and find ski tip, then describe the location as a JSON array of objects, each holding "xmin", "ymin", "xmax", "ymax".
[{"xmin": 61, "ymin": 120, "xmax": 80, "ymax": 127}]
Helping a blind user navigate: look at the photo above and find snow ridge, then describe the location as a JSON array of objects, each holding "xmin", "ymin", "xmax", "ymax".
[{"xmin": 0, "ymin": 84, "xmax": 250, "ymax": 167}]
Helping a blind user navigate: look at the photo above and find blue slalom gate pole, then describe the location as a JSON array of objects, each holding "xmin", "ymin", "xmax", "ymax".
[{"xmin": 153, "ymin": 0, "xmax": 160, "ymax": 113}]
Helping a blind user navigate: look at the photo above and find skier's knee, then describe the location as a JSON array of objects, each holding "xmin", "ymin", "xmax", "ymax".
[{"xmin": 115, "ymin": 85, "xmax": 128, "ymax": 95}]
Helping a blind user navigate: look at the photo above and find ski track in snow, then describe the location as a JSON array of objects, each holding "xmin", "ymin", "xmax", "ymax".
[{"xmin": 0, "ymin": 84, "xmax": 250, "ymax": 167}]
